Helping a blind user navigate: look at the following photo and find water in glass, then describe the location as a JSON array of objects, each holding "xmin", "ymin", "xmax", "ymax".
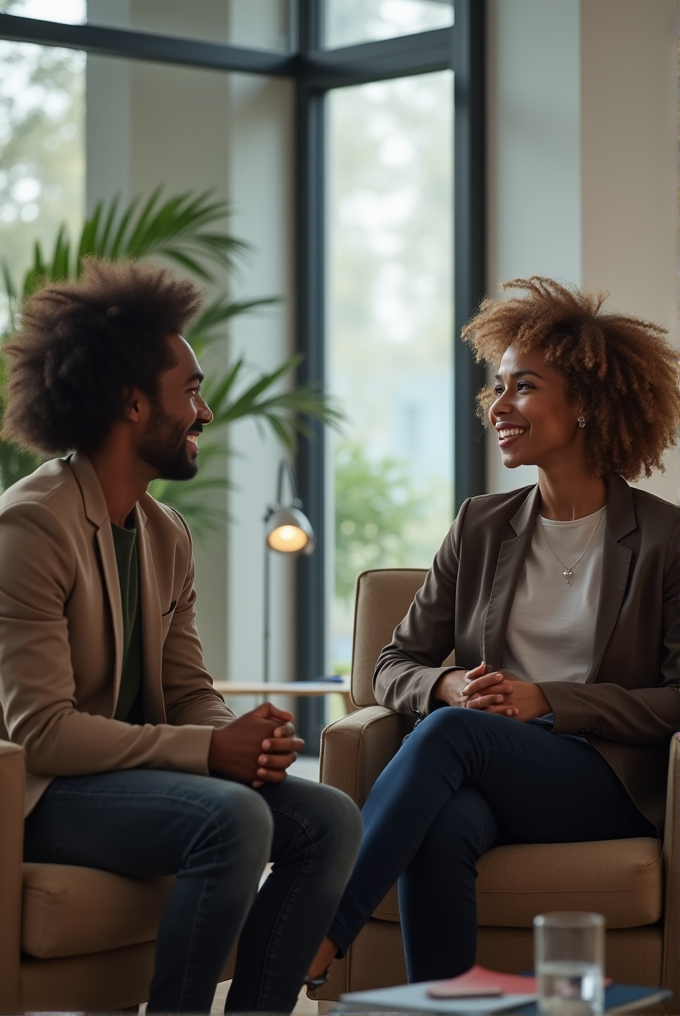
[{"xmin": 538, "ymin": 959, "xmax": 604, "ymax": 1016}]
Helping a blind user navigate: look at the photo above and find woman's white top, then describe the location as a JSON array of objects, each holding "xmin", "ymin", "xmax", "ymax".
[{"xmin": 501, "ymin": 506, "xmax": 606, "ymax": 685}]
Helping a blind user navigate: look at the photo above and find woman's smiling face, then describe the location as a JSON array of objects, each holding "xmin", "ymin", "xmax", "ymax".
[{"xmin": 488, "ymin": 345, "xmax": 587, "ymax": 473}]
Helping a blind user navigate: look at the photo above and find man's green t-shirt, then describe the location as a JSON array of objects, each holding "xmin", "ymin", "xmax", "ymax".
[{"xmin": 111, "ymin": 521, "xmax": 144, "ymax": 723}]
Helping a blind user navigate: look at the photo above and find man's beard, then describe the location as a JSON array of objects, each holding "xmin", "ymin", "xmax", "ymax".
[{"xmin": 138, "ymin": 400, "xmax": 199, "ymax": 481}]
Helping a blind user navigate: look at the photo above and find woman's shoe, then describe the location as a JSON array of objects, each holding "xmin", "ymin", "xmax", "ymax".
[{"xmin": 304, "ymin": 967, "xmax": 331, "ymax": 990}]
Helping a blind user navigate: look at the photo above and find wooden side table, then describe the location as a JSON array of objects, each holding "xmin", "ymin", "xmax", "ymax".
[{"xmin": 212, "ymin": 678, "xmax": 353, "ymax": 713}]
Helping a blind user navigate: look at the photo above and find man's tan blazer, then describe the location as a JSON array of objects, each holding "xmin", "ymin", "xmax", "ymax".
[
  {"xmin": 374, "ymin": 476, "xmax": 680, "ymax": 834},
  {"xmin": 0, "ymin": 453, "xmax": 235, "ymax": 816}
]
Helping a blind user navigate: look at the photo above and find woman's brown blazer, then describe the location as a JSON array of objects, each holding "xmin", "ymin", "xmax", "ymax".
[{"xmin": 374, "ymin": 475, "xmax": 680, "ymax": 833}]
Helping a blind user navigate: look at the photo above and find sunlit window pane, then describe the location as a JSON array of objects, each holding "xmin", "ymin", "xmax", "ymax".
[
  {"xmin": 0, "ymin": 0, "xmax": 85, "ymax": 24},
  {"xmin": 324, "ymin": 0, "xmax": 453, "ymax": 49},
  {"xmin": 328, "ymin": 70, "xmax": 454, "ymax": 676},
  {"xmin": 0, "ymin": 0, "xmax": 292, "ymax": 52},
  {"xmin": 0, "ymin": 37, "xmax": 85, "ymax": 331}
]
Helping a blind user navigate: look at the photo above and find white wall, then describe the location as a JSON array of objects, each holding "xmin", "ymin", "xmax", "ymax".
[
  {"xmin": 486, "ymin": 0, "xmax": 582, "ymax": 290},
  {"xmin": 85, "ymin": 1, "xmax": 133, "ymax": 211},
  {"xmin": 581, "ymin": 0, "xmax": 679, "ymax": 505},
  {"xmin": 485, "ymin": 0, "xmax": 679, "ymax": 504},
  {"xmin": 486, "ymin": 0, "xmax": 581, "ymax": 494}
]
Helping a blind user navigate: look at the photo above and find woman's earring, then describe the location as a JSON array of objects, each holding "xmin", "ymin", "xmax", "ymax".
[{"xmin": 577, "ymin": 415, "xmax": 586, "ymax": 429}]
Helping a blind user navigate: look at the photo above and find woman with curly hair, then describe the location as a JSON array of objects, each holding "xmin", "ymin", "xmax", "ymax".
[{"xmin": 308, "ymin": 276, "xmax": 680, "ymax": 985}]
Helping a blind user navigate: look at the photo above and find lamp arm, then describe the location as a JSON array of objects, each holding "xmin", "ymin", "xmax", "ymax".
[{"xmin": 275, "ymin": 458, "xmax": 303, "ymax": 509}]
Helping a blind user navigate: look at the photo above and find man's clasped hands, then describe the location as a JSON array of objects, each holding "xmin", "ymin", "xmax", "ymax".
[
  {"xmin": 208, "ymin": 703, "xmax": 303, "ymax": 788},
  {"xmin": 433, "ymin": 662, "xmax": 551, "ymax": 722}
]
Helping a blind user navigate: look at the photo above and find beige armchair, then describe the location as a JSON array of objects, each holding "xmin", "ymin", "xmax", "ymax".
[
  {"xmin": 312, "ymin": 568, "xmax": 680, "ymax": 1008},
  {"xmin": 0, "ymin": 739, "xmax": 234, "ymax": 1013}
]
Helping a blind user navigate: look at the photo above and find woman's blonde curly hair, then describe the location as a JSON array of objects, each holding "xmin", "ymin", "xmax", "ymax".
[{"xmin": 461, "ymin": 276, "xmax": 680, "ymax": 481}]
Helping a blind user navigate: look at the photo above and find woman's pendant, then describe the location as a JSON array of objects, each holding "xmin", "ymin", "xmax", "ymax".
[{"xmin": 563, "ymin": 568, "xmax": 574, "ymax": 585}]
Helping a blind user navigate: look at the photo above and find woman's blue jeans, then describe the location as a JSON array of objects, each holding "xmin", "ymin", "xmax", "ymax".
[
  {"xmin": 327, "ymin": 707, "xmax": 655, "ymax": 983},
  {"xmin": 24, "ymin": 770, "xmax": 362, "ymax": 1014}
]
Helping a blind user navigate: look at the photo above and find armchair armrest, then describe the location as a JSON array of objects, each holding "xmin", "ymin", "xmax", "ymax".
[
  {"xmin": 662, "ymin": 732, "xmax": 680, "ymax": 1003},
  {"xmin": 0, "ymin": 739, "xmax": 25, "ymax": 1013},
  {"xmin": 320, "ymin": 706, "xmax": 414, "ymax": 808}
]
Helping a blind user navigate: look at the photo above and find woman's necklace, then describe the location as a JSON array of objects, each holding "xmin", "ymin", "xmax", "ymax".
[{"xmin": 540, "ymin": 511, "xmax": 604, "ymax": 585}]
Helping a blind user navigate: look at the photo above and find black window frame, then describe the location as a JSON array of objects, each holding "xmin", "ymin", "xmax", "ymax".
[{"xmin": 0, "ymin": 0, "xmax": 486, "ymax": 749}]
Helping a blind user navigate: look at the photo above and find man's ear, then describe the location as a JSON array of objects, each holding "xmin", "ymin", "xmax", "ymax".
[{"xmin": 123, "ymin": 387, "xmax": 146, "ymax": 423}]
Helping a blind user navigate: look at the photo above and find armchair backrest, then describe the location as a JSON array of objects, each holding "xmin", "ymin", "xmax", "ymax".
[{"xmin": 351, "ymin": 569, "xmax": 427, "ymax": 706}]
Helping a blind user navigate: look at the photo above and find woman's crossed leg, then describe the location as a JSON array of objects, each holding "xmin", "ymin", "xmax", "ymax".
[{"xmin": 324, "ymin": 706, "xmax": 654, "ymax": 981}]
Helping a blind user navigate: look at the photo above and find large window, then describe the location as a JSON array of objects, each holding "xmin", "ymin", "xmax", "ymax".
[
  {"xmin": 0, "ymin": 8, "xmax": 85, "ymax": 330},
  {"xmin": 0, "ymin": 0, "xmax": 484, "ymax": 749},
  {"xmin": 328, "ymin": 71, "xmax": 453, "ymax": 675}
]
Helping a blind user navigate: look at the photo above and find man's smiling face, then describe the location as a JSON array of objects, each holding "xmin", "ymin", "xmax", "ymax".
[{"xmin": 137, "ymin": 333, "xmax": 211, "ymax": 481}]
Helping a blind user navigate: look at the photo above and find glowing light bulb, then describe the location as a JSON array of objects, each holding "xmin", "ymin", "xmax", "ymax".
[{"xmin": 268, "ymin": 525, "xmax": 308, "ymax": 553}]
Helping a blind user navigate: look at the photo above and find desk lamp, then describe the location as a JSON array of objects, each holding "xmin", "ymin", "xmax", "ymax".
[{"xmin": 263, "ymin": 459, "xmax": 315, "ymax": 683}]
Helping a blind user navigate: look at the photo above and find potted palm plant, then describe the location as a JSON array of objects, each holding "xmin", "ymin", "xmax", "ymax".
[{"xmin": 0, "ymin": 187, "xmax": 341, "ymax": 535}]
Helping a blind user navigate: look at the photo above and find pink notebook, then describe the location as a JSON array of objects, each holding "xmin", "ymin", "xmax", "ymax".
[{"xmin": 427, "ymin": 965, "xmax": 537, "ymax": 999}]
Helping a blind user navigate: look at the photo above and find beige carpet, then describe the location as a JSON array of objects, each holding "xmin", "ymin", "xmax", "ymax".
[
  {"xmin": 212, "ymin": 980, "xmax": 318, "ymax": 1015},
  {"xmin": 139, "ymin": 979, "xmax": 318, "ymax": 1015}
]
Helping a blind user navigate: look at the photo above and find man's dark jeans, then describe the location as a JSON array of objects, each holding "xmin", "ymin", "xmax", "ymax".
[
  {"xmin": 327, "ymin": 707, "xmax": 656, "ymax": 982},
  {"xmin": 24, "ymin": 769, "xmax": 362, "ymax": 1013}
]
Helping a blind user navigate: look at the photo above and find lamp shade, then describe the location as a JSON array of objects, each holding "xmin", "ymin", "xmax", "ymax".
[{"xmin": 265, "ymin": 506, "xmax": 315, "ymax": 556}]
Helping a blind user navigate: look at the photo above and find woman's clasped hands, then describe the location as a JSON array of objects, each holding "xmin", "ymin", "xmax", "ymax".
[
  {"xmin": 463, "ymin": 662, "xmax": 550, "ymax": 720},
  {"xmin": 433, "ymin": 662, "xmax": 550, "ymax": 721}
]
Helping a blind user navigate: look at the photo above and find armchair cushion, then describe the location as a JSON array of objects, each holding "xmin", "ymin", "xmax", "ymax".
[
  {"xmin": 21, "ymin": 863, "xmax": 174, "ymax": 959},
  {"xmin": 372, "ymin": 837, "xmax": 662, "ymax": 928}
]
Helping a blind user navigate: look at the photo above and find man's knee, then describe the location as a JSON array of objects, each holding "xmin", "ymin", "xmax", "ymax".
[
  {"xmin": 268, "ymin": 779, "xmax": 362, "ymax": 862},
  {"xmin": 195, "ymin": 780, "xmax": 274, "ymax": 864},
  {"xmin": 289, "ymin": 781, "xmax": 363, "ymax": 884},
  {"xmin": 310, "ymin": 783, "xmax": 363, "ymax": 849},
  {"xmin": 235, "ymin": 783, "xmax": 275, "ymax": 839}
]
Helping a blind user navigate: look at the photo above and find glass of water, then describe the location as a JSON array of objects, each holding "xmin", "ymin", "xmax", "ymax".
[{"xmin": 534, "ymin": 911, "xmax": 605, "ymax": 1016}]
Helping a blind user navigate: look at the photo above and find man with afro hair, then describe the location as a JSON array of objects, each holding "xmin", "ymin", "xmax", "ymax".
[{"xmin": 0, "ymin": 258, "xmax": 361, "ymax": 1014}]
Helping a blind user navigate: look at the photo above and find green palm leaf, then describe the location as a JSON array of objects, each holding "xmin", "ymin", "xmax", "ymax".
[
  {"xmin": 186, "ymin": 295, "xmax": 281, "ymax": 358},
  {"xmin": 96, "ymin": 195, "xmax": 121, "ymax": 255},
  {"xmin": 148, "ymin": 442, "xmax": 231, "ymax": 537},
  {"xmin": 0, "ymin": 188, "xmax": 344, "ymax": 538},
  {"xmin": 0, "ymin": 441, "xmax": 43, "ymax": 492},
  {"xmin": 107, "ymin": 195, "xmax": 142, "ymax": 261},
  {"xmin": 76, "ymin": 202, "xmax": 102, "ymax": 263},
  {"xmin": 148, "ymin": 477, "xmax": 231, "ymax": 538},
  {"xmin": 206, "ymin": 355, "xmax": 344, "ymax": 449},
  {"xmin": 104, "ymin": 189, "xmax": 249, "ymax": 280},
  {"xmin": 1, "ymin": 188, "xmax": 251, "ymax": 309},
  {"xmin": 1, "ymin": 263, "xmax": 18, "ymax": 326},
  {"xmin": 50, "ymin": 225, "xmax": 71, "ymax": 280}
]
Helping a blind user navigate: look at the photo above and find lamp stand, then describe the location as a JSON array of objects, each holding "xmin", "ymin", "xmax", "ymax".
[
  {"xmin": 263, "ymin": 533, "xmax": 271, "ymax": 684},
  {"xmin": 262, "ymin": 459, "xmax": 315, "ymax": 686}
]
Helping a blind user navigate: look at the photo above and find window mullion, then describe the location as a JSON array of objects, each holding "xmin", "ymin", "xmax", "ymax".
[{"xmin": 294, "ymin": 0, "xmax": 328, "ymax": 750}]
